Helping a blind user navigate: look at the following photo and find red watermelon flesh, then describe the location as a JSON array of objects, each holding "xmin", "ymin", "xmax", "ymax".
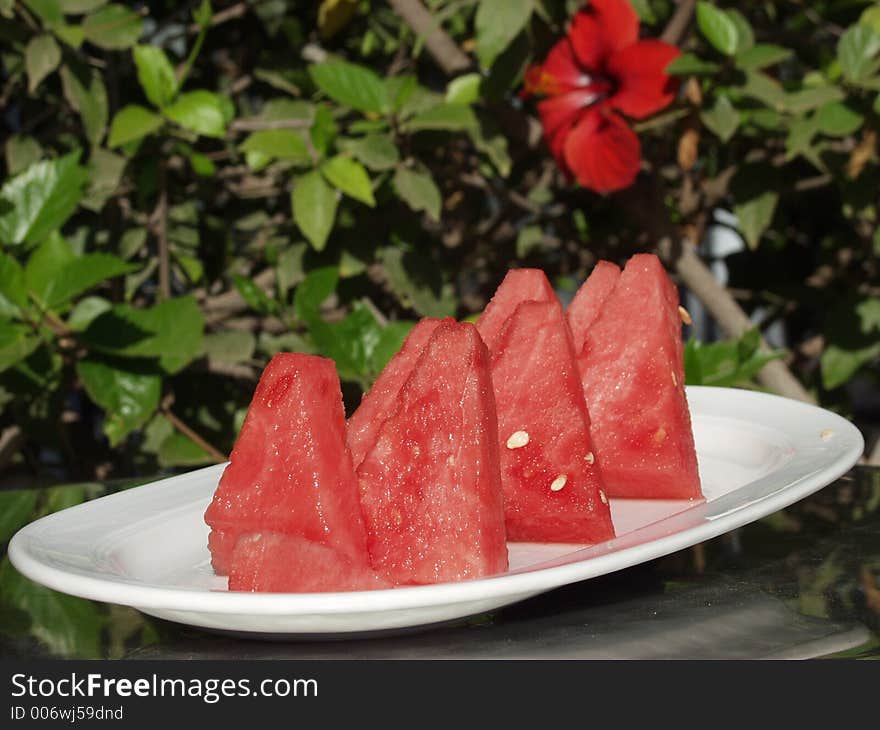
[
  {"xmin": 229, "ymin": 533, "xmax": 390, "ymax": 593},
  {"xmin": 204, "ymin": 353, "xmax": 370, "ymax": 576},
  {"xmin": 577, "ymin": 254, "xmax": 701, "ymax": 500},
  {"xmin": 357, "ymin": 320, "xmax": 508, "ymax": 585},
  {"xmin": 491, "ymin": 299, "xmax": 615, "ymax": 543},
  {"xmin": 476, "ymin": 268, "xmax": 557, "ymax": 353},
  {"xmin": 347, "ymin": 317, "xmax": 449, "ymax": 469},
  {"xmin": 567, "ymin": 261, "xmax": 621, "ymax": 352}
]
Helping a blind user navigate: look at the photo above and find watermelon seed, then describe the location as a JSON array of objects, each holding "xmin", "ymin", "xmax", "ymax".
[
  {"xmin": 550, "ymin": 475, "xmax": 567, "ymax": 491},
  {"xmin": 506, "ymin": 431, "xmax": 530, "ymax": 449},
  {"xmin": 599, "ymin": 490, "xmax": 608, "ymax": 505},
  {"xmin": 678, "ymin": 305, "xmax": 692, "ymax": 325},
  {"xmin": 820, "ymin": 428, "xmax": 834, "ymax": 441},
  {"xmin": 585, "ymin": 451, "xmax": 595, "ymax": 465},
  {"xmin": 653, "ymin": 427, "xmax": 667, "ymax": 444},
  {"xmin": 671, "ymin": 371, "xmax": 678, "ymax": 387}
]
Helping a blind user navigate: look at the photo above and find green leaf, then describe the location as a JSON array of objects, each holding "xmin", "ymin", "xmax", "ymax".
[
  {"xmin": 28, "ymin": 244, "xmax": 136, "ymax": 310},
  {"xmin": 107, "ymin": 104, "xmax": 163, "ymax": 147},
  {"xmin": 203, "ymin": 330, "xmax": 256, "ymax": 365},
  {"xmin": 308, "ymin": 60, "xmax": 389, "ymax": 114},
  {"xmin": 701, "ymin": 94, "xmax": 739, "ymax": 142},
  {"xmin": 66, "ymin": 295, "xmax": 111, "ymax": 331},
  {"xmin": 666, "ymin": 53, "xmax": 721, "ymax": 76},
  {"xmin": 0, "ymin": 151, "xmax": 88, "ymax": 246},
  {"xmin": 309, "ymin": 104, "xmax": 338, "ymax": 157},
  {"xmin": 0, "ymin": 321, "xmax": 40, "ymax": 372},
  {"xmin": 385, "ymin": 74, "xmax": 418, "ymax": 112},
  {"xmin": 815, "ymin": 101, "xmax": 865, "ymax": 137},
  {"xmin": 82, "ymin": 147, "xmax": 126, "ymax": 212},
  {"xmin": 293, "ymin": 266, "xmax": 338, "ymax": 320},
  {"xmin": 239, "ymin": 129, "xmax": 310, "ymax": 170},
  {"xmin": 735, "ymin": 43, "xmax": 791, "ymax": 70},
  {"xmin": 76, "ymin": 357, "xmax": 160, "ymax": 445},
  {"xmin": 292, "ymin": 170, "xmax": 338, "ymax": 251},
  {"xmin": 696, "ymin": 2, "xmax": 739, "ymax": 56},
  {"xmin": 392, "ymin": 166, "xmax": 441, "ymax": 222},
  {"xmin": 404, "ymin": 103, "xmax": 478, "ymax": 133},
  {"xmin": 232, "ymin": 274, "xmax": 279, "ymax": 315},
  {"xmin": 0, "ymin": 490, "xmax": 39, "ymax": 544},
  {"xmin": 163, "ymin": 90, "xmax": 228, "ymax": 138},
  {"xmin": 302, "ymin": 302, "xmax": 382, "ymax": 385},
  {"xmin": 838, "ymin": 24, "xmax": 880, "ymax": 83},
  {"xmin": 0, "ymin": 557, "xmax": 106, "ymax": 658},
  {"xmin": 734, "ymin": 190, "xmax": 778, "ymax": 249},
  {"xmin": 23, "ymin": 0, "xmax": 62, "ymax": 27},
  {"xmin": 59, "ymin": 63, "xmax": 109, "ymax": 146},
  {"xmin": 821, "ymin": 296, "xmax": 880, "ymax": 389},
  {"xmin": 82, "ymin": 3, "xmax": 143, "ymax": 49},
  {"xmin": 446, "ymin": 73, "xmax": 482, "ymax": 105},
  {"xmin": 157, "ymin": 431, "xmax": 212, "ymax": 468},
  {"xmin": 25, "ymin": 34, "xmax": 61, "ymax": 93},
  {"xmin": 726, "ymin": 8, "xmax": 754, "ymax": 53},
  {"xmin": 0, "ymin": 252, "xmax": 28, "ymax": 314},
  {"xmin": 55, "ymin": 23, "xmax": 85, "ymax": 48},
  {"xmin": 338, "ymin": 134, "xmax": 399, "ymax": 171},
  {"xmin": 4, "ymin": 135, "xmax": 42, "ymax": 175},
  {"xmin": 862, "ymin": 4, "xmax": 880, "ymax": 34},
  {"xmin": 368, "ymin": 320, "xmax": 416, "ymax": 379},
  {"xmin": 684, "ymin": 330, "xmax": 783, "ymax": 387},
  {"xmin": 739, "ymin": 70, "xmax": 786, "ymax": 109},
  {"xmin": 133, "ymin": 44, "xmax": 178, "ymax": 108},
  {"xmin": 379, "ymin": 246, "xmax": 456, "ymax": 318},
  {"xmin": 782, "ymin": 85, "xmax": 845, "ymax": 115},
  {"xmin": 785, "ymin": 117, "xmax": 818, "ymax": 161},
  {"xmin": 59, "ymin": 0, "xmax": 108, "ymax": 11},
  {"xmin": 475, "ymin": 0, "xmax": 533, "ymax": 68},
  {"xmin": 23, "ymin": 232, "xmax": 74, "ymax": 304},
  {"xmin": 321, "ymin": 155, "xmax": 375, "ymax": 206},
  {"xmin": 80, "ymin": 296, "xmax": 205, "ymax": 373}
]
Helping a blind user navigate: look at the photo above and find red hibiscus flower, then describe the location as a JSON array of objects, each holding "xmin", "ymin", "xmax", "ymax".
[{"xmin": 523, "ymin": 0, "xmax": 680, "ymax": 194}]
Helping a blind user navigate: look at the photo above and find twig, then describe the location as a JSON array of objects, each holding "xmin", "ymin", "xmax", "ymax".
[
  {"xmin": 187, "ymin": 1, "xmax": 247, "ymax": 33},
  {"xmin": 229, "ymin": 118, "xmax": 311, "ymax": 132},
  {"xmin": 0, "ymin": 425, "xmax": 25, "ymax": 474},
  {"xmin": 388, "ymin": 0, "xmax": 471, "ymax": 75},
  {"xmin": 161, "ymin": 400, "xmax": 227, "ymax": 463},
  {"xmin": 661, "ymin": 0, "xmax": 697, "ymax": 45},
  {"xmin": 152, "ymin": 167, "xmax": 171, "ymax": 301}
]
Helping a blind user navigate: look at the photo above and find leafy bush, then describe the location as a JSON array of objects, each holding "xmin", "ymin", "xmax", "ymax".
[{"xmin": 1, "ymin": 0, "xmax": 878, "ymax": 483}]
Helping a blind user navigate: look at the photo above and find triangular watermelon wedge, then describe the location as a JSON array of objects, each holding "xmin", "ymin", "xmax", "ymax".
[
  {"xmin": 204, "ymin": 353, "xmax": 371, "ymax": 577},
  {"xmin": 567, "ymin": 260, "xmax": 620, "ymax": 351},
  {"xmin": 347, "ymin": 317, "xmax": 449, "ymax": 469},
  {"xmin": 357, "ymin": 320, "xmax": 508, "ymax": 585},
  {"xmin": 229, "ymin": 533, "xmax": 390, "ymax": 593},
  {"xmin": 577, "ymin": 254, "xmax": 701, "ymax": 500},
  {"xmin": 491, "ymin": 299, "xmax": 615, "ymax": 543},
  {"xmin": 476, "ymin": 268, "xmax": 557, "ymax": 353}
]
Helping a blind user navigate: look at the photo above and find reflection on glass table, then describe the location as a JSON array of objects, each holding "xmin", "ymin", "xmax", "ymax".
[{"xmin": 1, "ymin": 467, "xmax": 878, "ymax": 660}]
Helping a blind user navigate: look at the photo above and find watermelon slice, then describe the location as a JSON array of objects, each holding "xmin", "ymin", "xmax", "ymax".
[
  {"xmin": 476, "ymin": 268, "xmax": 557, "ymax": 353},
  {"xmin": 566, "ymin": 260, "xmax": 620, "ymax": 351},
  {"xmin": 204, "ymin": 353, "xmax": 370, "ymax": 576},
  {"xmin": 491, "ymin": 299, "xmax": 615, "ymax": 543},
  {"xmin": 356, "ymin": 320, "xmax": 508, "ymax": 584},
  {"xmin": 229, "ymin": 533, "xmax": 390, "ymax": 593},
  {"xmin": 347, "ymin": 317, "xmax": 449, "ymax": 469},
  {"xmin": 577, "ymin": 254, "xmax": 701, "ymax": 500}
]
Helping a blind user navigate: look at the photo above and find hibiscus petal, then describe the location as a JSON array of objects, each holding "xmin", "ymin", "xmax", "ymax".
[
  {"xmin": 538, "ymin": 90, "xmax": 601, "ymax": 141},
  {"xmin": 608, "ymin": 40, "xmax": 681, "ymax": 119},
  {"xmin": 569, "ymin": 0, "xmax": 639, "ymax": 71},
  {"xmin": 563, "ymin": 109, "xmax": 641, "ymax": 194},
  {"xmin": 542, "ymin": 38, "xmax": 586, "ymax": 91}
]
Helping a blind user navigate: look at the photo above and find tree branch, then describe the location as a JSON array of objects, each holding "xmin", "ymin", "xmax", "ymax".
[
  {"xmin": 661, "ymin": 0, "xmax": 697, "ymax": 45},
  {"xmin": 388, "ymin": 0, "xmax": 471, "ymax": 75},
  {"xmin": 161, "ymin": 399, "xmax": 227, "ymax": 463}
]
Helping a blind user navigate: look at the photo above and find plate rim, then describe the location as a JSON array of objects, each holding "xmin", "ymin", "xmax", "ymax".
[{"xmin": 7, "ymin": 386, "xmax": 865, "ymax": 617}]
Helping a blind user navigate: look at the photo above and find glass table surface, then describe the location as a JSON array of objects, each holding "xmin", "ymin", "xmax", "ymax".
[{"xmin": 1, "ymin": 466, "xmax": 878, "ymax": 660}]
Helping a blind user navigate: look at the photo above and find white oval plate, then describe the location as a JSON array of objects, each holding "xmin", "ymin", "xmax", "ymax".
[{"xmin": 9, "ymin": 387, "xmax": 864, "ymax": 636}]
